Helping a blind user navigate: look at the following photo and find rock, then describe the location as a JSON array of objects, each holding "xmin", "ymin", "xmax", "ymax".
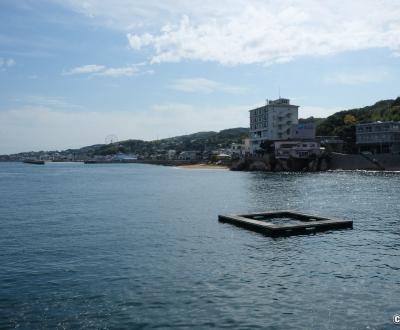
[
  {"xmin": 249, "ymin": 161, "xmax": 268, "ymax": 171},
  {"xmin": 274, "ymin": 162, "xmax": 283, "ymax": 171},
  {"xmin": 308, "ymin": 160, "xmax": 317, "ymax": 171},
  {"xmin": 281, "ymin": 160, "xmax": 291, "ymax": 171},
  {"xmin": 230, "ymin": 159, "xmax": 248, "ymax": 171},
  {"xmin": 319, "ymin": 158, "xmax": 328, "ymax": 171}
]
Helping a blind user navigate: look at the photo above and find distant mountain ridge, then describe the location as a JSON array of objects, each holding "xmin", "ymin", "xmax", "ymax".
[
  {"xmin": 93, "ymin": 127, "xmax": 249, "ymax": 156},
  {"xmin": 2, "ymin": 97, "xmax": 400, "ymax": 159}
]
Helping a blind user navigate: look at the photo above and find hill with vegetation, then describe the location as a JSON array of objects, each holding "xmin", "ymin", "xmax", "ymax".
[
  {"xmin": 94, "ymin": 127, "xmax": 249, "ymax": 156},
  {"xmin": 315, "ymin": 97, "xmax": 400, "ymax": 152},
  {"xmin": 316, "ymin": 97, "xmax": 400, "ymax": 136}
]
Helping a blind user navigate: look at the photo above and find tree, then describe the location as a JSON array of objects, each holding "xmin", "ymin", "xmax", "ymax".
[{"xmin": 343, "ymin": 114, "xmax": 357, "ymax": 125}]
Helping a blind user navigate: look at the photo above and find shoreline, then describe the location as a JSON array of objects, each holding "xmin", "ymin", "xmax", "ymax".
[{"xmin": 176, "ymin": 164, "xmax": 229, "ymax": 170}]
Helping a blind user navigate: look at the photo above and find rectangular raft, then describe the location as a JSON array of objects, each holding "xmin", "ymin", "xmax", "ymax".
[{"xmin": 218, "ymin": 210, "xmax": 353, "ymax": 237}]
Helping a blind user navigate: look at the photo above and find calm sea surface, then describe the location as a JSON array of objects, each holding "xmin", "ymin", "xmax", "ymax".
[{"xmin": 1, "ymin": 162, "xmax": 400, "ymax": 329}]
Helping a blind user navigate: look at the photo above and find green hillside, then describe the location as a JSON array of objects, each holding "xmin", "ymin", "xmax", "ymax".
[
  {"xmin": 314, "ymin": 97, "xmax": 400, "ymax": 152},
  {"xmin": 93, "ymin": 127, "xmax": 249, "ymax": 156},
  {"xmin": 317, "ymin": 97, "xmax": 400, "ymax": 136}
]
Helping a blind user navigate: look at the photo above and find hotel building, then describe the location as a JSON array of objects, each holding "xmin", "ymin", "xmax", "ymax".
[{"xmin": 249, "ymin": 98, "xmax": 299, "ymax": 152}]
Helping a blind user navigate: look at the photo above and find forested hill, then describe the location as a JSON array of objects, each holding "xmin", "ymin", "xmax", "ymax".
[
  {"xmin": 93, "ymin": 127, "xmax": 249, "ymax": 155},
  {"xmin": 316, "ymin": 97, "xmax": 400, "ymax": 136}
]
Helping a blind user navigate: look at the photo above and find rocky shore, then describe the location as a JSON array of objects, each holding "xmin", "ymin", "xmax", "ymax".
[
  {"xmin": 231, "ymin": 154, "xmax": 329, "ymax": 172},
  {"xmin": 230, "ymin": 152, "xmax": 400, "ymax": 172}
]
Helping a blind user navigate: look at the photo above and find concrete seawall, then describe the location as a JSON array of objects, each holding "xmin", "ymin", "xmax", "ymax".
[
  {"xmin": 329, "ymin": 153, "xmax": 400, "ymax": 171},
  {"xmin": 372, "ymin": 154, "xmax": 400, "ymax": 171},
  {"xmin": 231, "ymin": 153, "xmax": 400, "ymax": 172}
]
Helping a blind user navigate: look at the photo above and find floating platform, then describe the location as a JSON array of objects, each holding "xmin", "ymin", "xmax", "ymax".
[{"xmin": 218, "ymin": 210, "xmax": 352, "ymax": 237}]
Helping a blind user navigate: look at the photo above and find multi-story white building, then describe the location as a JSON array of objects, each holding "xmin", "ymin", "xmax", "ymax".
[{"xmin": 249, "ymin": 98, "xmax": 299, "ymax": 152}]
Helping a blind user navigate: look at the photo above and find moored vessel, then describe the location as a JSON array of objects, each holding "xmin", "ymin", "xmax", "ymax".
[{"xmin": 23, "ymin": 160, "xmax": 45, "ymax": 165}]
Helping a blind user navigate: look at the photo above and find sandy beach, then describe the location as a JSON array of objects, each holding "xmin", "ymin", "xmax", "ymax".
[{"xmin": 177, "ymin": 164, "xmax": 229, "ymax": 170}]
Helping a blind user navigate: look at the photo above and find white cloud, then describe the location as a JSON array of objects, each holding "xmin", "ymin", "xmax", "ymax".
[
  {"xmin": 6, "ymin": 58, "xmax": 15, "ymax": 66},
  {"xmin": 170, "ymin": 78, "xmax": 246, "ymax": 94},
  {"xmin": 59, "ymin": 0, "xmax": 243, "ymax": 30},
  {"xmin": 20, "ymin": 95, "xmax": 84, "ymax": 109},
  {"xmin": 325, "ymin": 69, "xmax": 390, "ymax": 85},
  {"xmin": 126, "ymin": 1, "xmax": 400, "ymax": 65},
  {"xmin": 0, "ymin": 57, "xmax": 16, "ymax": 70},
  {"xmin": 63, "ymin": 64, "xmax": 141, "ymax": 77},
  {"xmin": 58, "ymin": 0, "xmax": 400, "ymax": 65},
  {"xmin": 97, "ymin": 66, "xmax": 138, "ymax": 77},
  {"xmin": 64, "ymin": 64, "xmax": 105, "ymax": 75}
]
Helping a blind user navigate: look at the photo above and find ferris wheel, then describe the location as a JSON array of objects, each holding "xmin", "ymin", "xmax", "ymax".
[{"xmin": 105, "ymin": 134, "xmax": 118, "ymax": 145}]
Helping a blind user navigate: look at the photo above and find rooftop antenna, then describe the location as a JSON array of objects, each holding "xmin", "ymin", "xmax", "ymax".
[{"xmin": 278, "ymin": 86, "xmax": 281, "ymax": 99}]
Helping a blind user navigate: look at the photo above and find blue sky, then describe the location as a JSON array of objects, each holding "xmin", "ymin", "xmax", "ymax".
[{"xmin": 1, "ymin": 0, "xmax": 400, "ymax": 153}]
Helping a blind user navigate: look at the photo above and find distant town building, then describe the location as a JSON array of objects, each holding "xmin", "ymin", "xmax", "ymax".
[
  {"xmin": 226, "ymin": 138, "xmax": 251, "ymax": 159},
  {"xmin": 167, "ymin": 150, "xmax": 176, "ymax": 160},
  {"xmin": 178, "ymin": 151, "xmax": 201, "ymax": 161},
  {"xmin": 356, "ymin": 121, "xmax": 400, "ymax": 154},
  {"xmin": 216, "ymin": 153, "xmax": 231, "ymax": 161},
  {"xmin": 243, "ymin": 138, "xmax": 251, "ymax": 154},
  {"xmin": 229, "ymin": 143, "xmax": 243, "ymax": 158},
  {"xmin": 249, "ymin": 98, "xmax": 299, "ymax": 153},
  {"xmin": 274, "ymin": 141, "xmax": 321, "ymax": 159},
  {"xmin": 112, "ymin": 152, "xmax": 138, "ymax": 160}
]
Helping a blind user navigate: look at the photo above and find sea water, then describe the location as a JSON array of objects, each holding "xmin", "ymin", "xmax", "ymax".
[{"xmin": 1, "ymin": 162, "xmax": 399, "ymax": 329}]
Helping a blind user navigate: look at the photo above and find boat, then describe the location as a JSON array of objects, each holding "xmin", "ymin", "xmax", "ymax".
[{"xmin": 23, "ymin": 160, "xmax": 45, "ymax": 165}]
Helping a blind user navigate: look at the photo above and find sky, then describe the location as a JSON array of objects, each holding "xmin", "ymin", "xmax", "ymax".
[{"xmin": 0, "ymin": 0, "xmax": 400, "ymax": 154}]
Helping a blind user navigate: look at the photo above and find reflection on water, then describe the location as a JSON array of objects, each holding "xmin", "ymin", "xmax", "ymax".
[{"xmin": 0, "ymin": 162, "xmax": 399, "ymax": 329}]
